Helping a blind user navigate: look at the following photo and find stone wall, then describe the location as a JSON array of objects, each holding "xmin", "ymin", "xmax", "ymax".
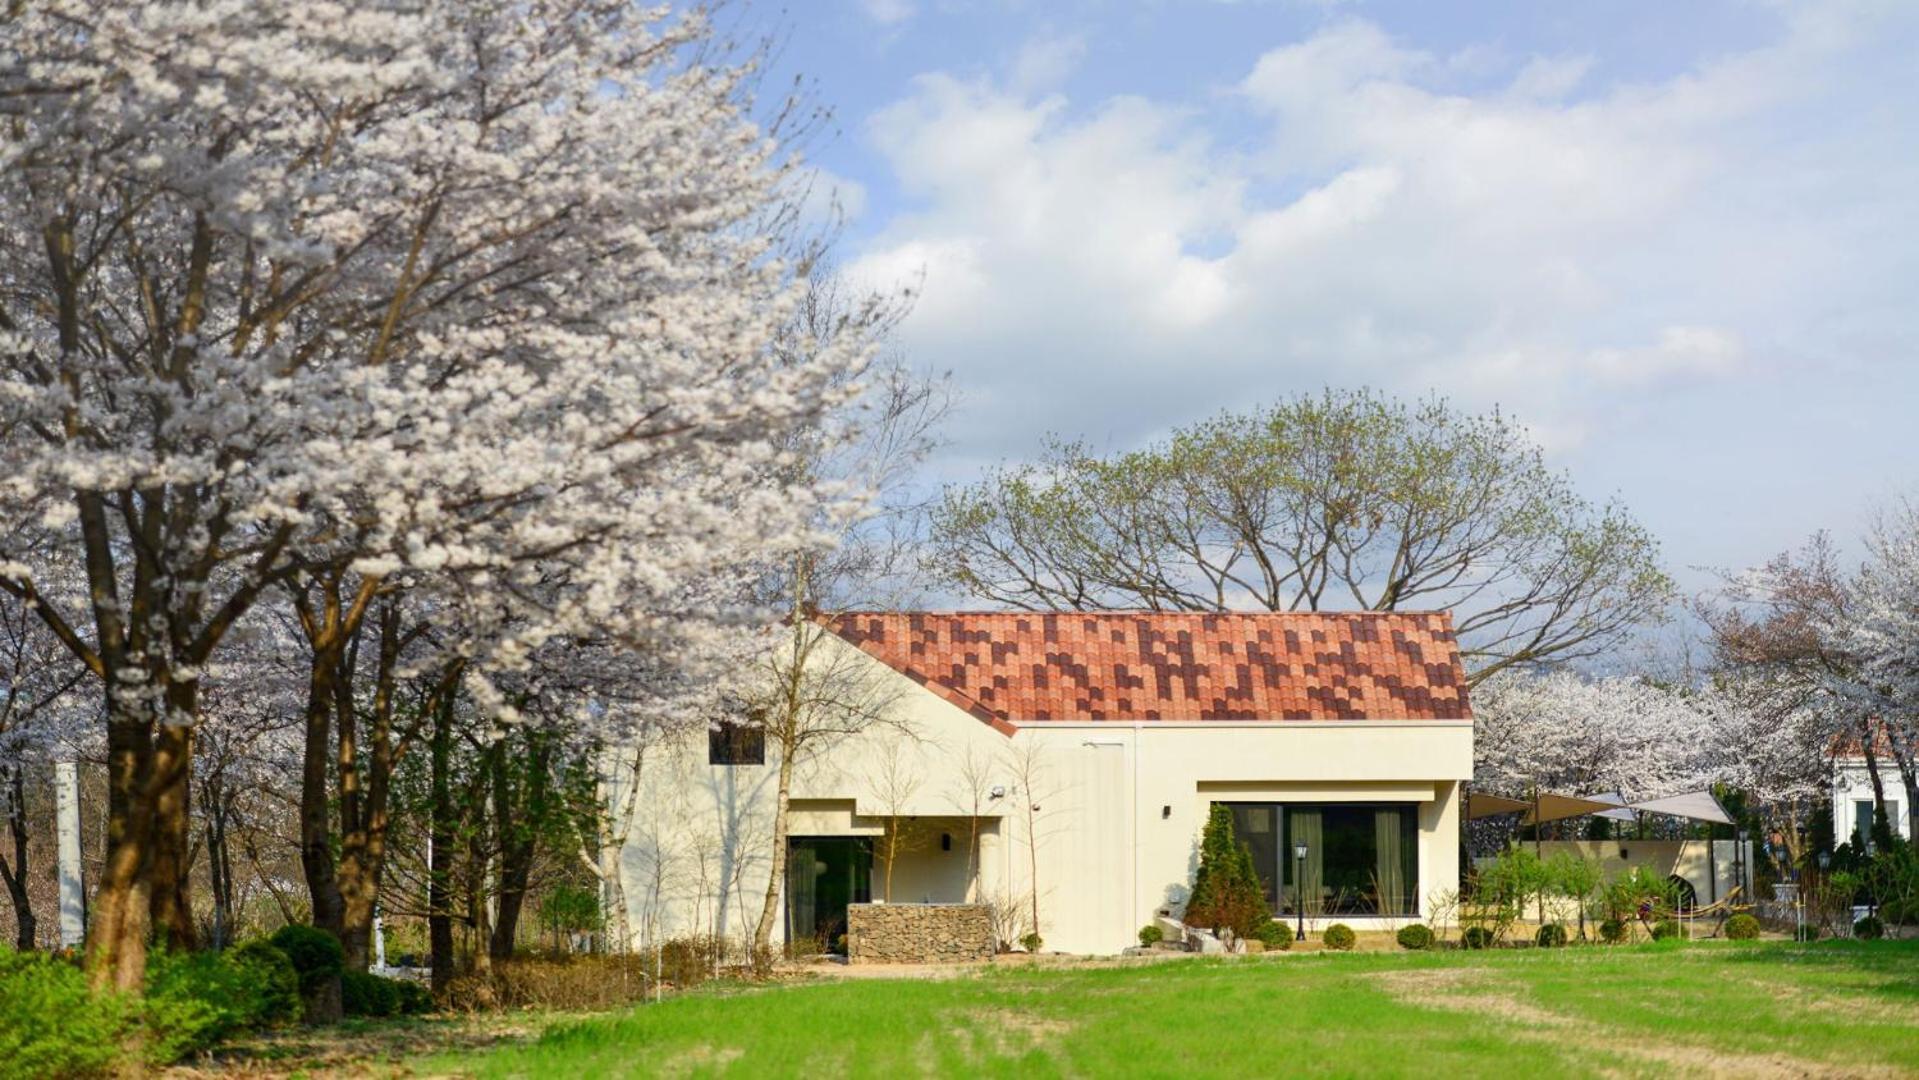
[{"xmin": 846, "ymin": 903, "xmax": 995, "ymax": 964}]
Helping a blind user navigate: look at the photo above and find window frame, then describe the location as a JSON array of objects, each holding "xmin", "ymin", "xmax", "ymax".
[
  {"xmin": 1217, "ymin": 800, "xmax": 1420, "ymax": 917},
  {"xmin": 708, "ymin": 719, "xmax": 766, "ymax": 766}
]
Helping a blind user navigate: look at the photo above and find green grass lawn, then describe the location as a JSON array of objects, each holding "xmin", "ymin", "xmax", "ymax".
[{"xmin": 425, "ymin": 941, "xmax": 1919, "ymax": 1079}]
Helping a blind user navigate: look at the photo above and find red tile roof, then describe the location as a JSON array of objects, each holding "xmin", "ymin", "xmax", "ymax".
[{"xmin": 819, "ymin": 610, "xmax": 1471, "ymax": 729}]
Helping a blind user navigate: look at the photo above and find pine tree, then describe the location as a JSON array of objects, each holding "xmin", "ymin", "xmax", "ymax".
[{"xmin": 1184, "ymin": 805, "xmax": 1268, "ymax": 937}]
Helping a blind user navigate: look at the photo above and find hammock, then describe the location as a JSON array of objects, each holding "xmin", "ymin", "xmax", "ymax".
[{"xmin": 1643, "ymin": 885, "xmax": 1751, "ymax": 938}]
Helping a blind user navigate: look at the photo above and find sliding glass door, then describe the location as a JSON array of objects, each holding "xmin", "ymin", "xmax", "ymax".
[
  {"xmin": 1221, "ymin": 802, "xmax": 1419, "ymax": 916},
  {"xmin": 786, "ymin": 837, "xmax": 872, "ymax": 952}
]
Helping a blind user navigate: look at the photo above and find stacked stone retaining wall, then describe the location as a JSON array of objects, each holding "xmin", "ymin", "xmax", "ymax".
[{"xmin": 846, "ymin": 903, "xmax": 995, "ymax": 964}]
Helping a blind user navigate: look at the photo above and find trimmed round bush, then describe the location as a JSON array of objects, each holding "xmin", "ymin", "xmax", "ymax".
[
  {"xmin": 1599, "ymin": 918, "xmax": 1629, "ymax": 944},
  {"xmin": 1650, "ymin": 919, "xmax": 1681, "ymax": 942},
  {"xmin": 269, "ymin": 924, "xmax": 344, "ymax": 993},
  {"xmin": 1854, "ymin": 915, "xmax": 1885, "ymax": 941},
  {"xmin": 1462, "ymin": 926, "xmax": 1495, "ymax": 950},
  {"xmin": 1535, "ymin": 923, "xmax": 1569, "ymax": 948},
  {"xmin": 1321, "ymin": 924, "xmax": 1356, "ymax": 951},
  {"xmin": 1724, "ymin": 913, "xmax": 1761, "ymax": 941},
  {"xmin": 1138, "ymin": 924, "xmax": 1164, "ymax": 947},
  {"xmin": 341, "ymin": 970, "xmax": 402, "ymax": 1018},
  {"xmin": 1254, "ymin": 919, "xmax": 1293, "ymax": 950},
  {"xmin": 1021, "ymin": 932, "xmax": 1044, "ymax": 954},
  {"xmin": 1395, "ymin": 923, "xmax": 1435, "ymax": 951},
  {"xmin": 1795, "ymin": 924, "xmax": 1821, "ymax": 942}
]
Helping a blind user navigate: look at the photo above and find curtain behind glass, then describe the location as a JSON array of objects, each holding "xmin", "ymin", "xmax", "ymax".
[
  {"xmin": 1230, "ymin": 804, "xmax": 1281, "ymax": 909},
  {"xmin": 1374, "ymin": 809, "xmax": 1404, "ymax": 915},
  {"xmin": 1290, "ymin": 808, "xmax": 1323, "ymax": 916}
]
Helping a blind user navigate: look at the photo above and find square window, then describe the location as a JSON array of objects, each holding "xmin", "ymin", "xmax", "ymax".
[{"xmin": 709, "ymin": 720, "xmax": 765, "ymax": 766}]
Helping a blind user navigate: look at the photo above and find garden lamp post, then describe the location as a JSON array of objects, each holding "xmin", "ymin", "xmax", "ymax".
[
  {"xmin": 1815, "ymin": 851, "xmax": 1832, "ymax": 939},
  {"xmin": 1293, "ymin": 840, "xmax": 1309, "ymax": 940},
  {"xmin": 1736, "ymin": 829, "xmax": 1749, "ymax": 898}
]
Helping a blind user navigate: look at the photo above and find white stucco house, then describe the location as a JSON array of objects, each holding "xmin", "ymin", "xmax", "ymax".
[
  {"xmin": 1831, "ymin": 728, "xmax": 1912, "ymax": 853},
  {"xmin": 613, "ymin": 610, "xmax": 1474, "ymax": 956}
]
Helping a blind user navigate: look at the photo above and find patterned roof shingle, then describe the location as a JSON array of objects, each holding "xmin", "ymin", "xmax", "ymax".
[{"xmin": 819, "ymin": 610, "xmax": 1472, "ymax": 729}]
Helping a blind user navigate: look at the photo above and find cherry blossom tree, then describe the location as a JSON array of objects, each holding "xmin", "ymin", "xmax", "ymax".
[
  {"xmin": 1471, "ymin": 669, "xmax": 1720, "ymax": 806},
  {"xmin": 0, "ymin": 0, "xmax": 875, "ymax": 989},
  {"xmin": 1836, "ymin": 501, "xmax": 1919, "ymax": 841}
]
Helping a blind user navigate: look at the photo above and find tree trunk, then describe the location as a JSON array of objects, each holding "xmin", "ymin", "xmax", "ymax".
[
  {"xmin": 338, "ymin": 606, "xmax": 416, "ymax": 971},
  {"xmin": 465, "ymin": 809, "xmax": 492, "ymax": 976},
  {"xmin": 147, "ymin": 719, "xmax": 196, "ymax": 952},
  {"xmin": 752, "ymin": 746, "xmax": 797, "ymax": 955},
  {"xmin": 88, "ymin": 702, "xmax": 158, "ymax": 993},
  {"xmin": 429, "ymin": 692, "xmax": 456, "ymax": 995},
  {"xmin": 1860, "ymin": 719, "xmax": 1889, "ymax": 824},
  {"xmin": 1, "ymin": 767, "xmax": 36, "ymax": 950},
  {"xmin": 202, "ymin": 782, "xmax": 233, "ymax": 951},
  {"xmin": 299, "ymin": 644, "xmax": 345, "ymax": 937},
  {"xmin": 490, "ymin": 733, "xmax": 549, "ymax": 961}
]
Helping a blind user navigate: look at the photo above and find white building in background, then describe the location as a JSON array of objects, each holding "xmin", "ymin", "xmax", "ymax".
[
  {"xmin": 613, "ymin": 610, "xmax": 1474, "ymax": 956},
  {"xmin": 1831, "ymin": 736, "xmax": 1910, "ymax": 853}
]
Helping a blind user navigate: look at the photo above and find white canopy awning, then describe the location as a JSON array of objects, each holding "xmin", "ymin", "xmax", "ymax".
[
  {"xmin": 1588, "ymin": 791, "xmax": 1638, "ymax": 823},
  {"xmin": 1629, "ymin": 790, "xmax": 1733, "ymax": 825},
  {"xmin": 1467, "ymin": 793, "xmax": 1533, "ymax": 820}
]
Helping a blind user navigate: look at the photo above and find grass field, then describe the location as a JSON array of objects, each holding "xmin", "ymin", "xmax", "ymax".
[{"xmin": 421, "ymin": 940, "xmax": 1919, "ymax": 1079}]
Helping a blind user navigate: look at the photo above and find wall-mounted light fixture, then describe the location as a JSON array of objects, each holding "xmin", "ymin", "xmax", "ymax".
[
  {"xmin": 1162, "ymin": 805, "xmax": 1172, "ymax": 819},
  {"xmin": 989, "ymin": 785, "xmax": 1006, "ymax": 800}
]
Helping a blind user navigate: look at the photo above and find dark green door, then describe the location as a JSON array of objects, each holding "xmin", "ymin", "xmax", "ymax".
[{"xmin": 786, "ymin": 837, "xmax": 872, "ymax": 953}]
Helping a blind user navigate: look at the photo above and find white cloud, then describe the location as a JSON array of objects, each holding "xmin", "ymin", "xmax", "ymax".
[
  {"xmin": 847, "ymin": 8, "xmax": 1919, "ymax": 481},
  {"xmin": 858, "ymin": 0, "xmax": 913, "ymax": 26},
  {"xmin": 1586, "ymin": 327, "xmax": 1744, "ymax": 386},
  {"xmin": 1010, "ymin": 32, "xmax": 1086, "ymax": 95}
]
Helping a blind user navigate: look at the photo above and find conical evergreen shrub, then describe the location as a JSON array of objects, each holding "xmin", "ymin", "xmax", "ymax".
[{"xmin": 1183, "ymin": 805, "xmax": 1270, "ymax": 938}]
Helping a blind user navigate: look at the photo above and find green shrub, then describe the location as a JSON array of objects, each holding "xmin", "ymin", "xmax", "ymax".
[
  {"xmin": 1021, "ymin": 932, "xmax": 1044, "ymax": 954},
  {"xmin": 269, "ymin": 924, "xmax": 344, "ymax": 993},
  {"xmin": 1599, "ymin": 918, "xmax": 1628, "ymax": 944},
  {"xmin": 1138, "ymin": 924, "xmax": 1164, "ymax": 947},
  {"xmin": 1254, "ymin": 919, "xmax": 1293, "ymax": 950},
  {"xmin": 228, "ymin": 940, "xmax": 301, "ymax": 1026},
  {"xmin": 1724, "ymin": 913, "xmax": 1761, "ymax": 941},
  {"xmin": 0, "ymin": 951, "xmax": 125, "ymax": 1078},
  {"xmin": 1321, "ymin": 924, "xmax": 1356, "ymax": 951},
  {"xmin": 1853, "ymin": 915, "xmax": 1885, "ymax": 940},
  {"xmin": 341, "ymin": 970, "xmax": 402, "ymax": 1018},
  {"xmin": 1795, "ymin": 924, "xmax": 1821, "ymax": 942},
  {"xmin": 1396, "ymin": 923, "xmax": 1435, "ymax": 950},
  {"xmin": 144, "ymin": 947, "xmax": 298, "ymax": 1061},
  {"xmin": 1462, "ymin": 926, "xmax": 1495, "ymax": 950},
  {"xmin": 1650, "ymin": 919, "xmax": 1681, "ymax": 942},
  {"xmin": 1535, "ymin": 923, "xmax": 1568, "ymax": 948},
  {"xmin": 392, "ymin": 977, "xmax": 434, "ymax": 1015}
]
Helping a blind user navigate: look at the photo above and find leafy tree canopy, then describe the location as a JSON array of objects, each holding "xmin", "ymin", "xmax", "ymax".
[{"xmin": 928, "ymin": 388, "xmax": 1673, "ymax": 681}]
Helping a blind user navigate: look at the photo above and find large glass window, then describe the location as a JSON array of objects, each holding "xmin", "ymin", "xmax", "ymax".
[{"xmin": 1221, "ymin": 802, "xmax": 1419, "ymax": 916}]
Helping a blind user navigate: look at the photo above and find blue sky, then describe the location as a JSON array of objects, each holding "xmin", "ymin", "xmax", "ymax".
[{"xmin": 765, "ymin": 1, "xmax": 1918, "ymax": 594}]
